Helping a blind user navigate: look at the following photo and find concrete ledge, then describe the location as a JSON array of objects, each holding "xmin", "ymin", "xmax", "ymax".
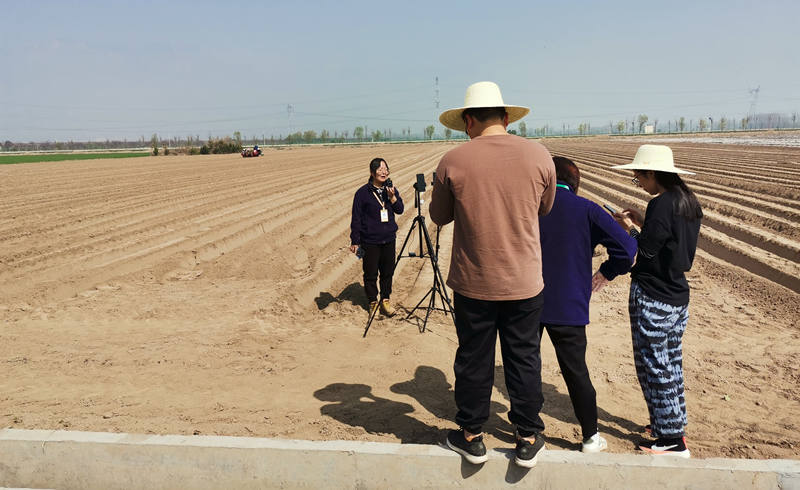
[{"xmin": 1, "ymin": 429, "xmax": 798, "ymax": 489}]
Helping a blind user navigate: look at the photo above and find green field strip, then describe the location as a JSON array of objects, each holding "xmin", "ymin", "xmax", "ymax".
[{"xmin": 0, "ymin": 152, "xmax": 150, "ymax": 165}]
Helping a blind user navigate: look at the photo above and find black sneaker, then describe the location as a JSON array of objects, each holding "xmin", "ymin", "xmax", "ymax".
[
  {"xmin": 645, "ymin": 424, "xmax": 687, "ymax": 437},
  {"xmin": 639, "ymin": 436, "xmax": 691, "ymax": 459},
  {"xmin": 446, "ymin": 429, "xmax": 488, "ymax": 464},
  {"xmin": 514, "ymin": 432, "xmax": 545, "ymax": 468}
]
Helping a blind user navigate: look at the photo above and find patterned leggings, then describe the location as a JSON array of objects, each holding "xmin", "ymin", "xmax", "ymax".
[{"xmin": 629, "ymin": 280, "xmax": 688, "ymax": 438}]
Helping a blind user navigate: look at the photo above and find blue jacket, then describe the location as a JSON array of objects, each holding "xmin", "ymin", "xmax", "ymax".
[
  {"xmin": 539, "ymin": 181, "xmax": 637, "ymax": 325},
  {"xmin": 350, "ymin": 182, "xmax": 404, "ymax": 245}
]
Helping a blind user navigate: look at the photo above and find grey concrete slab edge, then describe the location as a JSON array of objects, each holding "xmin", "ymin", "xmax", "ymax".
[{"xmin": 1, "ymin": 429, "xmax": 798, "ymax": 489}]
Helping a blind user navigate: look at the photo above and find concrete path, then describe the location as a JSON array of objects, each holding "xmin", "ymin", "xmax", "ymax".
[{"xmin": 1, "ymin": 429, "xmax": 798, "ymax": 489}]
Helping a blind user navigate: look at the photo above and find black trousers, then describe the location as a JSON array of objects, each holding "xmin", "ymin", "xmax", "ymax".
[
  {"xmin": 361, "ymin": 240, "xmax": 395, "ymax": 302},
  {"xmin": 453, "ymin": 291, "xmax": 545, "ymax": 435},
  {"xmin": 540, "ymin": 324, "xmax": 597, "ymax": 440}
]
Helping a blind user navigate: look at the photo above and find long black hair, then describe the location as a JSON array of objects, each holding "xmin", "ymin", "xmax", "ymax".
[{"xmin": 654, "ymin": 171, "xmax": 703, "ymax": 221}]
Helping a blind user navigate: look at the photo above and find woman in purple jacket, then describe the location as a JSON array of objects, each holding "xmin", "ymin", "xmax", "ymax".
[
  {"xmin": 350, "ymin": 158, "xmax": 404, "ymax": 316},
  {"xmin": 539, "ymin": 156, "xmax": 637, "ymax": 453}
]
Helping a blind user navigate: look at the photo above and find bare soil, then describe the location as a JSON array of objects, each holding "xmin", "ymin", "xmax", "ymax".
[{"xmin": 1, "ymin": 139, "xmax": 798, "ymax": 460}]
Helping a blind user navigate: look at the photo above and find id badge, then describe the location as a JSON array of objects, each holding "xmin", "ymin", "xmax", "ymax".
[{"xmin": 380, "ymin": 209, "xmax": 389, "ymax": 223}]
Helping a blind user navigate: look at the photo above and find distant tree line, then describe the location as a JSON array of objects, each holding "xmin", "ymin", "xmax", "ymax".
[
  {"xmin": 273, "ymin": 125, "xmax": 462, "ymax": 144},
  {"xmin": 1, "ymin": 138, "xmax": 148, "ymax": 152},
  {"xmin": 555, "ymin": 111, "xmax": 799, "ymax": 137},
  {"xmin": 0, "ymin": 125, "xmax": 472, "ymax": 152},
  {"xmin": 3, "ymin": 111, "xmax": 798, "ymax": 152}
]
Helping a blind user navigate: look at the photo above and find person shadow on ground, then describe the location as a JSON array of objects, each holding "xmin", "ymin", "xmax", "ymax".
[
  {"xmin": 493, "ymin": 365, "xmax": 641, "ymax": 450},
  {"xmin": 314, "ymin": 282, "xmax": 368, "ymax": 311},
  {"xmin": 313, "ymin": 382, "xmax": 443, "ymax": 444},
  {"xmin": 390, "ymin": 365, "xmax": 515, "ymax": 443}
]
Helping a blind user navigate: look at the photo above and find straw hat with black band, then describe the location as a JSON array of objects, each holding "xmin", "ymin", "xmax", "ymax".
[
  {"xmin": 439, "ymin": 81, "xmax": 530, "ymax": 132},
  {"xmin": 611, "ymin": 144, "xmax": 695, "ymax": 175}
]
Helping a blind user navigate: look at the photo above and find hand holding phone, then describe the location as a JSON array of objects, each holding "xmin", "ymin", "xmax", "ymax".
[{"xmin": 603, "ymin": 204, "xmax": 617, "ymax": 215}]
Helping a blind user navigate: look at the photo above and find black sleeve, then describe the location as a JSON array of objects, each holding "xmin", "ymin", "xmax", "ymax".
[
  {"xmin": 350, "ymin": 190, "xmax": 362, "ymax": 245},
  {"xmin": 637, "ymin": 196, "xmax": 672, "ymax": 259},
  {"xmin": 392, "ymin": 189, "xmax": 404, "ymax": 215}
]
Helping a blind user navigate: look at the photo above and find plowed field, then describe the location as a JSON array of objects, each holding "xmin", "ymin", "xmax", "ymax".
[{"xmin": 1, "ymin": 138, "xmax": 798, "ymax": 460}]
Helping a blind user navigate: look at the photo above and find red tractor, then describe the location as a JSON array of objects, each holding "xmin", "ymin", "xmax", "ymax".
[{"xmin": 241, "ymin": 145, "xmax": 262, "ymax": 157}]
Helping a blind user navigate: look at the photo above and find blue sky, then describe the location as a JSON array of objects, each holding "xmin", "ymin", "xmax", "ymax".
[{"xmin": 1, "ymin": 0, "xmax": 798, "ymax": 141}]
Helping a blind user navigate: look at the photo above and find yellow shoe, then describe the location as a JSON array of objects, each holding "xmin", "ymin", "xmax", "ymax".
[
  {"xmin": 380, "ymin": 299, "xmax": 396, "ymax": 317},
  {"xmin": 368, "ymin": 301, "xmax": 379, "ymax": 316}
]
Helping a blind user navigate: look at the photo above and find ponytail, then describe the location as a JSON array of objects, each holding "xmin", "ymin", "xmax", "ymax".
[{"xmin": 654, "ymin": 171, "xmax": 703, "ymax": 221}]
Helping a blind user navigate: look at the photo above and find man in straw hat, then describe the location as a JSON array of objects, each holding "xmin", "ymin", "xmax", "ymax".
[
  {"xmin": 610, "ymin": 144, "xmax": 702, "ymax": 458},
  {"xmin": 429, "ymin": 81, "xmax": 556, "ymax": 467}
]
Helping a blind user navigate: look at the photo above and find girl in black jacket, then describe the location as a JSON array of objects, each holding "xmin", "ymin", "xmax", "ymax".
[{"xmin": 612, "ymin": 145, "xmax": 703, "ymax": 459}]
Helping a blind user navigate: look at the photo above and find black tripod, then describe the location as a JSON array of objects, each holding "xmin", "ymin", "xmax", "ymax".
[{"xmin": 363, "ymin": 175, "xmax": 453, "ymax": 337}]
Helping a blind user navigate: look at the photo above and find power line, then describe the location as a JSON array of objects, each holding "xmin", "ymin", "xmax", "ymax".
[{"xmin": 0, "ymin": 84, "xmax": 433, "ymax": 113}]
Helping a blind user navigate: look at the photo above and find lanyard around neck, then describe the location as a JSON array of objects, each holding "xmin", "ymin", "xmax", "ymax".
[
  {"xmin": 556, "ymin": 183, "xmax": 571, "ymax": 191},
  {"xmin": 371, "ymin": 189, "xmax": 385, "ymax": 209}
]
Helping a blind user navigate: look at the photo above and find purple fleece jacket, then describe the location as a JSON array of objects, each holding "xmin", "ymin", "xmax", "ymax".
[
  {"xmin": 350, "ymin": 182, "xmax": 404, "ymax": 245},
  {"xmin": 539, "ymin": 181, "xmax": 637, "ymax": 325}
]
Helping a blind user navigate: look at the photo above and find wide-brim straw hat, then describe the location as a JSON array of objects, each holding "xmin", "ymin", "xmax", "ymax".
[
  {"xmin": 611, "ymin": 144, "xmax": 695, "ymax": 175},
  {"xmin": 439, "ymin": 81, "xmax": 530, "ymax": 131}
]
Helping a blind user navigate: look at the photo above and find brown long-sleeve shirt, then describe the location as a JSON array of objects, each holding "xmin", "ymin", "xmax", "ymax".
[{"xmin": 429, "ymin": 134, "xmax": 556, "ymax": 301}]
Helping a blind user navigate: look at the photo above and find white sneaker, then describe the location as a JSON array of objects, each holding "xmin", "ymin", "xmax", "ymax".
[{"xmin": 581, "ymin": 433, "xmax": 608, "ymax": 453}]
